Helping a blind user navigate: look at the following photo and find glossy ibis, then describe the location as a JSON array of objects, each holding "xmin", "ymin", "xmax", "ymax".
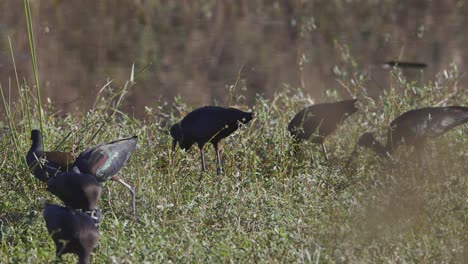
[
  {"xmin": 26, "ymin": 130, "xmax": 75, "ymax": 182},
  {"xmin": 288, "ymin": 99, "xmax": 358, "ymax": 162},
  {"xmin": 72, "ymin": 136, "xmax": 138, "ymax": 216},
  {"xmin": 382, "ymin": 61, "xmax": 427, "ymax": 69},
  {"xmin": 47, "ymin": 169, "xmax": 102, "ymax": 223},
  {"xmin": 170, "ymin": 106, "xmax": 253, "ymax": 175},
  {"xmin": 43, "ymin": 204, "xmax": 99, "ymax": 264},
  {"xmin": 347, "ymin": 106, "xmax": 468, "ymax": 167},
  {"xmin": 28, "ymin": 130, "xmax": 138, "ymax": 216}
]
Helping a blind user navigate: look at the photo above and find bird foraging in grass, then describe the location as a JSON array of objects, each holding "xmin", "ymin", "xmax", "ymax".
[
  {"xmin": 170, "ymin": 106, "xmax": 253, "ymax": 175},
  {"xmin": 288, "ymin": 99, "xmax": 358, "ymax": 163},
  {"xmin": 27, "ymin": 130, "xmax": 138, "ymax": 217},
  {"xmin": 72, "ymin": 135, "xmax": 138, "ymax": 217},
  {"xmin": 43, "ymin": 204, "xmax": 99, "ymax": 264},
  {"xmin": 46, "ymin": 169, "xmax": 102, "ymax": 223},
  {"xmin": 346, "ymin": 106, "xmax": 468, "ymax": 167}
]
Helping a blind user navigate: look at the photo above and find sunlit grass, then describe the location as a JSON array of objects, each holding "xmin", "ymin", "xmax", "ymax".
[{"xmin": 0, "ymin": 71, "xmax": 466, "ymax": 262}]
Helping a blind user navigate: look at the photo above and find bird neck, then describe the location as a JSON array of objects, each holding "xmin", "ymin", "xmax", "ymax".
[{"xmin": 30, "ymin": 134, "xmax": 43, "ymax": 153}]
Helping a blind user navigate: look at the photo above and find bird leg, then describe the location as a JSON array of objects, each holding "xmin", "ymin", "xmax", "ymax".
[
  {"xmin": 214, "ymin": 142, "xmax": 223, "ymax": 175},
  {"xmin": 200, "ymin": 147, "xmax": 206, "ymax": 172},
  {"xmin": 321, "ymin": 143, "xmax": 329, "ymax": 161},
  {"xmin": 112, "ymin": 175, "xmax": 136, "ymax": 217}
]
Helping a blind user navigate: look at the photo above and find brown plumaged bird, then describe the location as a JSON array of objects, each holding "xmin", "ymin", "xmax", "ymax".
[
  {"xmin": 43, "ymin": 204, "xmax": 100, "ymax": 264},
  {"xmin": 170, "ymin": 106, "xmax": 253, "ymax": 175},
  {"xmin": 46, "ymin": 169, "xmax": 102, "ymax": 223},
  {"xmin": 346, "ymin": 106, "xmax": 468, "ymax": 167},
  {"xmin": 72, "ymin": 135, "xmax": 138, "ymax": 216},
  {"xmin": 27, "ymin": 130, "xmax": 138, "ymax": 217},
  {"xmin": 288, "ymin": 99, "xmax": 358, "ymax": 162}
]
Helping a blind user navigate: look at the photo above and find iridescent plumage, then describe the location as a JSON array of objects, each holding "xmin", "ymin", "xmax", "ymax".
[{"xmin": 170, "ymin": 106, "xmax": 253, "ymax": 175}]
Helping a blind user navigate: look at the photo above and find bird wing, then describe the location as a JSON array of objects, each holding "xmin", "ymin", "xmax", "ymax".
[
  {"xmin": 73, "ymin": 136, "xmax": 137, "ymax": 181},
  {"xmin": 288, "ymin": 100, "xmax": 357, "ymax": 140},
  {"xmin": 288, "ymin": 106, "xmax": 322, "ymax": 139},
  {"xmin": 424, "ymin": 107, "xmax": 468, "ymax": 137},
  {"xmin": 389, "ymin": 106, "xmax": 468, "ymax": 147},
  {"xmin": 43, "ymin": 151, "xmax": 75, "ymax": 168}
]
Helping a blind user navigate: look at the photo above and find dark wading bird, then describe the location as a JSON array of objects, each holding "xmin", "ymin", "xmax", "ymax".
[
  {"xmin": 27, "ymin": 130, "xmax": 138, "ymax": 216},
  {"xmin": 43, "ymin": 204, "xmax": 99, "ymax": 264},
  {"xmin": 72, "ymin": 135, "xmax": 138, "ymax": 216},
  {"xmin": 47, "ymin": 170, "xmax": 102, "ymax": 222},
  {"xmin": 288, "ymin": 99, "xmax": 358, "ymax": 162},
  {"xmin": 346, "ymin": 106, "xmax": 468, "ymax": 167},
  {"xmin": 170, "ymin": 106, "xmax": 253, "ymax": 175}
]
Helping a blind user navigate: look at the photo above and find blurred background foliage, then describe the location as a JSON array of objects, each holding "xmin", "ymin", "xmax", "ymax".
[{"xmin": 0, "ymin": 0, "xmax": 467, "ymax": 116}]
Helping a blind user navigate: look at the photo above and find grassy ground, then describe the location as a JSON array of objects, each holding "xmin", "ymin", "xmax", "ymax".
[{"xmin": 0, "ymin": 70, "xmax": 467, "ymax": 263}]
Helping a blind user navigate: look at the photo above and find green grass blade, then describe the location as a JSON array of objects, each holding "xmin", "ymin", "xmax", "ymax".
[{"xmin": 23, "ymin": 0, "xmax": 44, "ymax": 147}]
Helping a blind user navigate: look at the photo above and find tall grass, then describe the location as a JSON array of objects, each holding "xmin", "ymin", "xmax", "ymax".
[
  {"xmin": 23, "ymin": 0, "xmax": 44, "ymax": 146},
  {"xmin": 0, "ymin": 65, "xmax": 466, "ymax": 262}
]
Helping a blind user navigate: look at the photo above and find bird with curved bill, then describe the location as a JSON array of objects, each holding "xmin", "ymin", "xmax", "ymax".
[
  {"xmin": 170, "ymin": 106, "xmax": 253, "ymax": 175},
  {"xmin": 346, "ymin": 106, "xmax": 468, "ymax": 167},
  {"xmin": 43, "ymin": 204, "xmax": 100, "ymax": 264},
  {"xmin": 72, "ymin": 135, "xmax": 138, "ymax": 217},
  {"xmin": 47, "ymin": 169, "xmax": 102, "ymax": 223},
  {"xmin": 27, "ymin": 130, "xmax": 138, "ymax": 217},
  {"xmin": 288, "ymin": 99, "xmax": 358, "ymax": 163}
]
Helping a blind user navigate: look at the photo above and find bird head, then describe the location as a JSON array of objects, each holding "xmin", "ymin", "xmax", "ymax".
[
  {"xmin": 242, "ymin": 112, "xmax": 254, "ymax": 124},
  {"xmin": 170, "ymin": 123, "xmax": 182, "ymax": 143},
  {"xmin": 170, "ymin": 123, "xmax": 192, "ymax": 150},
  {"xmin": 238, "ymin": 112, "xmax": 254, "ymax": 125}
]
